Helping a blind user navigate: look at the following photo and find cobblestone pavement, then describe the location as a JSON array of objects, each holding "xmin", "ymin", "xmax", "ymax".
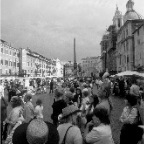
[{"xmin": 110, "ymin": 96, "xmax": 125, "ymax": 144}]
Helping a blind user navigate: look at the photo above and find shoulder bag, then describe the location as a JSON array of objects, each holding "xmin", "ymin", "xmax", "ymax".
[{"xmin": 61, "ymin": 125, "xmax": 73, "ymax": 144}]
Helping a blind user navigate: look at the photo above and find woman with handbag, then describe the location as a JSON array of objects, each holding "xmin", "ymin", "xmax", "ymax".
[
  {"xmin": 120, "ymin": 94, "xmax": 143, "ymax": 144},
  {"xmin": 57, "ymin": 105, "xmax": 83, "ymax": 144}
]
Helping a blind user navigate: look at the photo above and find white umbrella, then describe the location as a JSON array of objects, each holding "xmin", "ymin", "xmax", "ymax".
[
  {"xmin": 139, "ymin": 73, "xmax": 144, "ymax": 77},
  {"xmin": 116, "ymin": 71, "xmax": 141, "ymax": 76}
]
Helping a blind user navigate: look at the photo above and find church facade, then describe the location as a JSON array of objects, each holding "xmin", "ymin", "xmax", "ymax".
[{"xmin": 100, "ymin": 0, "xmax": 144, "ymax": 73}]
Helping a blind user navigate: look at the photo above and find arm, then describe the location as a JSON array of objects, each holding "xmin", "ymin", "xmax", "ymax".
[
  {"xmin": 23, "ymin": 105, "xmax": 33, "ymax": 123},
  {"xmin": 85, "ymin": 128, "xmax": 100, "ymax": 143}
]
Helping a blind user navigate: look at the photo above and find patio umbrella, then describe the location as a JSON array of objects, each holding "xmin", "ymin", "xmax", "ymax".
[{"xmin": 116, "ymin": 71, "xmax": 141, "ymax": 76}]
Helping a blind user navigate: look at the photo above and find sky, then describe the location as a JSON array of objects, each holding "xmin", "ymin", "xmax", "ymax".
[{"xmin": 1, "ymin": 0, "xmax": 144, "ymax": 62}]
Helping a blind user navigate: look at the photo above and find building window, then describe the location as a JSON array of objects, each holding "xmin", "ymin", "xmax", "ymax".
[
  {"xmin": 9, "ymin": 61, "xmax": 11, "ymax": 66},
  {"xmin": 118, "ymin": 18, "xmax": 121, "ymax": 28},
  {"xmin": 13, "ymin": 62, "xmax": 16, "ymax": 67},
  {"xmin": 10, "ymin": 51, "xmax": 11, "ymax": 55},
  {"xmin": 126, "ymin": 29, "xmax": 128, "ymax": 36},
  {"xmin": 13, "ymin": 52, "xmax": 16, "ymax": 56},
  {"xmin": 127, "ymin": 55, "xmax": 129, "ymax": 63},
  {"xmin": 1, "ymin": 59, "xmax": 3, "ymax": 65},
  {"xmin": 126, "ymin": 41, "xmax": 128, "ymax": 51},
  {"xmin": 1, "ymin": 48, "xmax": 3, "ymax": 53},
  {"xmin": 137, "ymin": 39, "xmax": 140, "ymax": 45},
  {"xmin": 17, "ymin": 53, "xmax": 19, "ymax": 57},
  {"xmin": 17, "ymin": 63, "xmax": 20, "ymax": 67},
  {"xmin": 5, "ymin": 60, "xmax": 8, "ymax": 66},
  {"xmin": 137, "ymin": 30, "xmax": 139, "ymax": 36}
]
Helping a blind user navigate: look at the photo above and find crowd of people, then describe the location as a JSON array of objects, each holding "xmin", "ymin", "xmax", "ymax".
[{"xmin": 0, "ymin": 74, "xmax": 144, "ymax": 144}]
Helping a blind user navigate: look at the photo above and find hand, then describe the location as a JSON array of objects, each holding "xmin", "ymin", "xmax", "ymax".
[{"xmin": 86, "ymin": 121, "xmax": 94, "ymax": 127}]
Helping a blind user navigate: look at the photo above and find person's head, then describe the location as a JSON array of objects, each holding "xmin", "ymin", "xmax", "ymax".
[
  {"xmin": 92, "ymin": 107, "xmax": 110, "ymax": 126},
  {"xmin": 97, "ymin": 85, "xmax": 109, "ymax": 101},
  {"xmin": 83, "ymin": 83, "xmax": 88, "ymax": 88},
  {"xmin": 12, "ymin": 119, "xmax": 59, "ymax": 144},
  {"xmin": 125, "ymin": 94, "xmax": 137, "ymax": 106},
  {"xmin": 24, "ymin": 94, "xmax": 32, "ymax": 103},
  {"xmin": 64, "ymin": 92, "xmax": 73, "ymax": 104},
  {"xmin": 36, "ymin": 99, "xmax": 42, "ymax": 106},
  {"xmin": 76, "ymin": 88, "xmax": 81, "ymax": 95},
  {"xmin": 88, "ymin": 93, "xmax": 94, "ymax": 102},
  {"xmin": 89, "ymin": 94, "xmax": 99, "ymax": 107},
  {"xmin": 10, "ymin": 96, "xmax": 22, "ymax": 108},
  {"xmin": 69, "ymin": 87, "xmax": 75, "ymax": 93},
  {"xmin": 82, "ymin": 89, "xmax": 89, "ymax": 98},
  {"xmin": 61, "ymin": 105, "xmax": 81, "ymax": 125},
  {"xmin": 54, "ymin": 88, "xmax": 64, "ymax": 99},
  {"xmin": 26, "ymin": 119, "xmax": 48, "ymax": 144}
]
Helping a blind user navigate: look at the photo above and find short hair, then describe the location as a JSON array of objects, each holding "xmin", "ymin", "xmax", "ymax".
[
  {"xmin": 36, "ymin": 99, "xmax": 42, "ymax": 105},
  {"xmin": 82, "ymin": 90, "xmax": 89, "ymax": 97},
  {"xmin": 125, "ymin": 94, "xmax": 137, "ymax": 106},
  {"xmin": 26, "ymin": 119, "xmax": 49, "ymax": 144},
  {"xmin": 11, "ymin": 96, "xmax": 22, "ymax": 108},
  {"xmin": 93, "ymin": 107, "xmax": 110, "ymax": 125},
  {"xmin": 25, "ymin": 94, "xmax": 32, "ymax": 101},
  {"xmin": 70, "ymin": 87, "xmax": 75, "ymax": 93},
  {"xmin": 64, "ymin": 92, "xmax": 73, "ymax": 101},
  {"xmin": 54, "ymin": 89, "xmax": 63, "ymax": 98}
]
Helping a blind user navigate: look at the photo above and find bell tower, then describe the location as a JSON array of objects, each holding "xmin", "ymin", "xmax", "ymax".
[{"xmin": 113, "ymin": 5, "xmax": 123, "ymax": 30}]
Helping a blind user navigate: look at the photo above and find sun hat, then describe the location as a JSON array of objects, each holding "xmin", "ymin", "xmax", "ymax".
[
  {"xmin": 62, "ymin": 105, "xmax": 81, "ymax": 119},
  {"xmin": 12, "ymin": 119, "xmax": 59, "ymax": 144}
]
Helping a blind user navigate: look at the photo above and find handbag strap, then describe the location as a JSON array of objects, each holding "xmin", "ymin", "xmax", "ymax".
[{"xmin": 61, "ymin": 125, "xmax": 73, "ymax": 144}]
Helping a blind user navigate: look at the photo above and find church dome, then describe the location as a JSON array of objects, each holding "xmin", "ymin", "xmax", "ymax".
[{"xmin": 123, "ymin": 0, "xmax": 143, "ymax": 23}]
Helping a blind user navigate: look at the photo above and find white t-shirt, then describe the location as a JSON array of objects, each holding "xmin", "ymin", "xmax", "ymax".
[{"xmin": 34, "ymin": 105, "xmax": 43, "ymax": 119}]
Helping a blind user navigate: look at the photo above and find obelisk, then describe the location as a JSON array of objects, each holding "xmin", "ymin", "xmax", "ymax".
[{"xmin": 73, "ymin": 38, "xmax": 77, "ymax": 76}]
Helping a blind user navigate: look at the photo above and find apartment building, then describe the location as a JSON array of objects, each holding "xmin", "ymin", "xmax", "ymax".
[{"xmin": 0, "ymin": 39, "xmax": 20, "ymax": 76}]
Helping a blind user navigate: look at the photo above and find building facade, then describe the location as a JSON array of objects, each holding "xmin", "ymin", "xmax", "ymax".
[
  {"xmin": 55, "ymin": 58, "xmax": 63, "ymax": 77},
  {"xmin": 133, "ymin": 23, "xmax": 144, "ymax": 72},
  {"xmin": 0, "ymin": 40, "xmax": 20, "ymax": 76},
  {"xmin": 81, "ymin": 56, "xmax": 101, "ymax": 77},
  {"xmin": 100, "ymin": 34, "xmax": 109, "ymax": 72},
  {"xmin": 116, "ymin": 0, "xmax": 143, "ymax": 72},
  {"xmin": 100, "ymin": 6, "xmax": 122, "ymax": 74},
  {"xmin": 20, "ymin": 48, "xmax": 51, "ymax": 77}
]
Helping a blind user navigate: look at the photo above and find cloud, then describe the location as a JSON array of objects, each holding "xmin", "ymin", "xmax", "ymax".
[{"xmin": 1, "ymin": 0, "xmax": 144, "ymax": 62}]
